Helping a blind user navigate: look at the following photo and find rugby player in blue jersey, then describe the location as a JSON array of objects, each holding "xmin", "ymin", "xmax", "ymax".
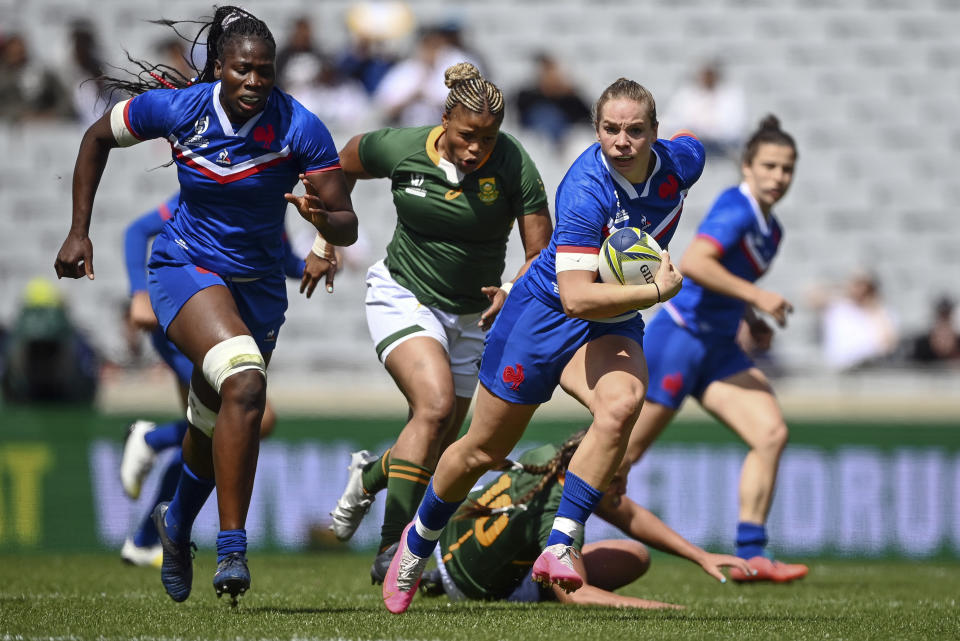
[
  {"xmin": 381, "ymin": 78, "xmax": 705, "ymax": 614},
  {"xmin": 54, "ymin": 6, "xmax": 356, "ymax": 603},
  {"xmin": 119, "ymin": 192, "xmax": 316, "ymax": 567},
  {"xmin": 622, "ymin": 115, "xmax": 807, "ymax": 583}
]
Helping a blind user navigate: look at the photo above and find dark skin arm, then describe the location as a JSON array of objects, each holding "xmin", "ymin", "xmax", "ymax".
[
  {"xmin": 299, "ymin": 133, "xmax": 370, "ymax": 297},
  {"xmin": 54, "ymin": 111, "xmax": 118, "ymax": 280},
  {"xmin": 283, "ymin": 169, "xmax": 358, "ymax": 246}
]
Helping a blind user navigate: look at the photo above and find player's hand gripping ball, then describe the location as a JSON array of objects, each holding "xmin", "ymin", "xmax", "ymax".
[{"xmin": 598, "ymin": 227, "xmax": 663, "ymax": 306}]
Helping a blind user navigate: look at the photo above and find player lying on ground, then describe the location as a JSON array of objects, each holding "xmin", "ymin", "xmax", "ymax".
[{"xmin": 417, "ymin": 430, "xmax": 751, "ymax": 608}]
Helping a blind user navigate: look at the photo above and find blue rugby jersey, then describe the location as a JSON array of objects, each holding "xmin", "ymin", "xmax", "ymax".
[
  {"xmin": 118, "ymin": 81, "xmax": 340, "ymax": 277},
  {"xmin": 523, "ymin": 135, "xmax": 704, "ymax": 313},
  {"xmin": 663, "ymin": 183, "xmax": 784, "ymax": 337},
  {"xmin": 123, "ymin": 192, "xmax": 306, "ymax": 296}
]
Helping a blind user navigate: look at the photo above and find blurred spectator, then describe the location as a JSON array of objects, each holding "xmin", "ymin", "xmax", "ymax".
[
  {"xmin": 911, "ymin": 296, "xmax": 960, "ymax": 364},
  {"xmin": 1, "ymin": 277, "xmax": 99, "ymax": 404},
  {"xmin": 336, "ymin": 1, "xmax": 413, "ymax": 95},
  {"xmin": 285, "ymin": 54, "xmax": 373, "ymax": 130},
  {"xmin": 0, "ymin": 32, "xmax": 72, "ymax": 122},
  {"xmin": 62, "ymin": 20, "xmax": 115, "ymax": 126},
  {"xmin": 817, "ymin": 271, "xmax": 900, "ymax": 371},
  {"xmin": 277, "ymin": 16, "xmax": 323, "ymax": 94},
  {"xmin": 373, "ymin": 25, "xmax": 480, "ymax": 127},
  {"xmin": 661, "ymin": 60, "xmax": 746, "ymax": 160},
  {"xmin": 434, "ymin": 17, "xmax": 486, "ymax": 77},
  {"xmin": 514, "ymin": 52, "xmax": 592, "ymax": 149}
]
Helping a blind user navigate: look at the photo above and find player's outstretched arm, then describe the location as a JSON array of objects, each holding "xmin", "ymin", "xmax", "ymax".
[
  {"xmin": 550, "ymin": 548, "xmax": 683, "ymax": 609},
  {"xmin": 55, "ymin": 111, "xmax": 119, "ymax": 280},
  {"xmin": 596, "ymin": 494, "xmax": 752, "ymax": 582}
]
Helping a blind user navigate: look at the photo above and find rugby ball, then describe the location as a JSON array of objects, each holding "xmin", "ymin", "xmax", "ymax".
[{"xmin": 598, "ymin": 227, "xmax": 663, "ymax": 288}]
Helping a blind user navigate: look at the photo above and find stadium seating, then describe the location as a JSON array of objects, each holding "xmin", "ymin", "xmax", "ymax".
[{"xmin": 1, "ymin": 0, "xmax": 958, "ymax": 393}]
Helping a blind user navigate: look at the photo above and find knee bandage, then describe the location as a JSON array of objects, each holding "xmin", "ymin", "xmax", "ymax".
[
  {"xmin": 202, "ymin": 335, "xmax": 266, "ymax": 394},
  {"xmin": 186, "ymin": 385, "xmax": 219, "ymax": 437}
]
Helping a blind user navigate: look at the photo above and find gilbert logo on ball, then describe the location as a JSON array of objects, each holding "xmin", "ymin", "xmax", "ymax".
[{"xmin": 598, "ymin": 227, "xmax": 663, "ymax": 287}]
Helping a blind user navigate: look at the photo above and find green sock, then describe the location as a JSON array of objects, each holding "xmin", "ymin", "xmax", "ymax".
[
  {"xmin": 361, "ymin": 449, "xmax": 390, "ymax": 495},
  {"xmin": 379, "ymin": 457, "xmax": 432, "ymax": 552}
]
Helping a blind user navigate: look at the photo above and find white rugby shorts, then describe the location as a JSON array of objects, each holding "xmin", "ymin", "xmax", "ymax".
[{"xmin": 365, "ymin": 259, "xmax": 483, "ymax": 398}]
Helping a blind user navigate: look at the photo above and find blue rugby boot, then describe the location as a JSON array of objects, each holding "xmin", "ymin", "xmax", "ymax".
[
  {"xmin": 152, "ymin": 502, "xmax": 195, "ymax": 602},
  {"xmin": 213, "ymin": 552, "xmax": 250, "ymax": 606}
]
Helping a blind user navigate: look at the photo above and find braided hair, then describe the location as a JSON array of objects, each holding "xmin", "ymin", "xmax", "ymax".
[
  {"xmin": 442, "ymin": 62, "xmax": 505, "ymax": 122},
  {"xmin": 103, "ymin": 6, "xmax": 274, "ymax": 97},
  {"xmin": 742, "ymin": 114, "xmax": 797, "ymax": 165},
  {"xmin": 456, "ymin": 430, "xmax": 588, "ymax": 520}
]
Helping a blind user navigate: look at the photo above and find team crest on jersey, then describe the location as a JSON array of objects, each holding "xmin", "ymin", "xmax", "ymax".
[
  {"xmin": 404, "ymin": 173, "xmax": 427, "ymax": 197},
  {"xmin": 216, "ymin": 149, "xmax": 231, "ymax": 165},
  {"xmin": 194, "ymin": 116, "xmax": 210, "ymax": 135},
  {"xmin": 478, "ymin": 177, "xmax": 499, "ymax": 204},
  {"xmin": 183, "ymin": 116, "xmax": 211, "ymax": 148}
]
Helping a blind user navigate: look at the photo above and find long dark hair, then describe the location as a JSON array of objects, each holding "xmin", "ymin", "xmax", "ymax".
[
  {"xmin": 456, "ymin": 430, "xmax": 587, "ymax": 520},
  {"xmin": 103, "ymin": 6, "xmax": 275, "ymax": 97}
]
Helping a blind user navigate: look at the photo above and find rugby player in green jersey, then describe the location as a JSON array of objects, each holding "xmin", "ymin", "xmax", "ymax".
[
  {"xmin": 421, "ymin": 431, "xmax": 751, "ymax": 607},
  {"xmin": 301, "ymin": 62, "xmax": 553, "ymax": 580}
]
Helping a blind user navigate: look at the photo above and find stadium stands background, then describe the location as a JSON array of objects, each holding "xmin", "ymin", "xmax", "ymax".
[{"xmin": 1, "ymin": 0, "xmax": 958, "ymax": 415}]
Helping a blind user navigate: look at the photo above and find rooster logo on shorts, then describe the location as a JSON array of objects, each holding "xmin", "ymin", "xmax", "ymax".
[{"xmin": 502, "ymin": 364, "xmax": 524, "ymax": 391}]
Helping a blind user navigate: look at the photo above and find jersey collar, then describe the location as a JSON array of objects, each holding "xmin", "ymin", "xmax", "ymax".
[
  {"xmin": 425, "ymin": 125, "xmax": 494, "ymax": 184},
  {"xmin": 599, "ymin": 146, "xmax": 662, "ymax": 199},
  {"xmin": 738, "ymin": 182, "xmax": 774, "ymax": 235},
  {"xmin": 212, "ymin": 81, "xmax": 266, "ymax": 138}
]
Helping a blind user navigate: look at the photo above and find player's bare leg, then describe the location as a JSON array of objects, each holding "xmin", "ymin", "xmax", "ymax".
[{"xmin": 701, "ymin": 367, "xmax": 806, "ymax": 582}]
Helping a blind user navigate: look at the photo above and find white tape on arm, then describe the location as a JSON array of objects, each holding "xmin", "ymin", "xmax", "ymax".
[
  {"xmin": 311, "ymin": 233, "xmax": 335, "ymax": 260},
  {"xmin": 110, "ymin": 100, "xmax": 141, "ymax": 147},
  {"xmin": 555, "ymin": 252, "xmax": 600, "ymax": 273}
]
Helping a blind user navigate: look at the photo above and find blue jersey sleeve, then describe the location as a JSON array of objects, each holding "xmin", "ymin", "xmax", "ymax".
[
  {"xmin": 124, "ymin": 89, "xmax": 179, "ymax": 141},
  {"xmin": 668, "ymin": 134, "xmax": 706, "ymax": 189},
  {"xmin": 554, "ymin": 179, "xmax": 609, "ymax": 250},
  {"xmin": 696, "ymin": 199, "xmax": 752, "ymax": 256},
  {"xmin": 291, "ymin": 106, "xmax": 342, "ymax": 174},
  {"xmin": 124, "ymin": 196, "xmax": 177, "ymax": 294}
]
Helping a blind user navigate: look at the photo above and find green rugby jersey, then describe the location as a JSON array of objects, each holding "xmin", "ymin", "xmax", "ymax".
[
  {"xmin": 358, "ymin": 125, "xmax": 548, "ymax": 314},
  {"xmin": 438, "ymin": 444, "xmax": 585, "ymax": 600}
]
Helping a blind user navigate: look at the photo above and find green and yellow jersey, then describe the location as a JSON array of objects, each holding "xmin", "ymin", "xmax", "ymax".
[
  {"xmin": 438, "ymin": 444, "xmax": 584, "ymax": 600},
  {"xmin": 358, "ymin": 125, "xmax": 548, "ymax": 315}
]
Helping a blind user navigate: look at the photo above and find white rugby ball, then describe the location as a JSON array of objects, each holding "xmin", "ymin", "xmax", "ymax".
[{"xmin": 598, "ymin": 227, "xmax": 663, "ymax": 291}]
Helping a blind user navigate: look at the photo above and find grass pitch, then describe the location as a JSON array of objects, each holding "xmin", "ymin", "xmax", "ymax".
[{"xmin": 1, "ymin": 553, "xmax": 958, "ymax": 641}]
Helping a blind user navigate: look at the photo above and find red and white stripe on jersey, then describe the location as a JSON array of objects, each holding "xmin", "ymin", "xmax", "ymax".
[
  {"xmin": 110, "ymin": 99, "xmax": 144, "ymax": 147},
  {"xmin": 648, "ymin": 192, "xmax": 687, "ymax": 243},
  {"xmin": 556, "ymin": 245, "xmax": 599, "ymax": 273},
  {"xmin": 740, "ymin": 233, "xmax": 772, "ymax": 275},
  {"xmin": 168, "ymin": 136, "xmax": 293, "ymax": 185}
]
